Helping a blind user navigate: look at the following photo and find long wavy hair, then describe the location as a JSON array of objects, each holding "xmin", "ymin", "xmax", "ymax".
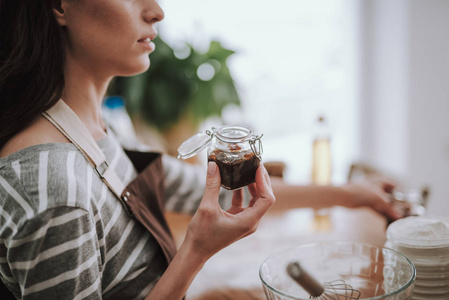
[{"xmin": 0, "ymin": 0, "xmax": 65, "ymax": 148}]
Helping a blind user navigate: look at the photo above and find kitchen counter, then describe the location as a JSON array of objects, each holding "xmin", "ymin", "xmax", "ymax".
[{"xmin": 166, "ymin": 206, "xmax": 388, "ymax": 300}]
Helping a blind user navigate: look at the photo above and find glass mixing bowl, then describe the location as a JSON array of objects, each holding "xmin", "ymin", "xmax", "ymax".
[{"xmin": 259, "ymin": 242, "xmax": 415, "ymax": 300}]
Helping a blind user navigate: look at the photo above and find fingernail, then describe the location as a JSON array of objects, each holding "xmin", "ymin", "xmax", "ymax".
[{"xmin": 208, "ymin": 162, "xmax": 217, "ymax": 175}]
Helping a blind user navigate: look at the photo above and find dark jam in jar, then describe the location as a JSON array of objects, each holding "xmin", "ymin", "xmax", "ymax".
[
  {"xmin": 177, "ymin": 125, "xmax": 263, "ymax": 189},
  {"xmin": 208, "ymin": 148, "xmax": 260, "ymax": 190}
]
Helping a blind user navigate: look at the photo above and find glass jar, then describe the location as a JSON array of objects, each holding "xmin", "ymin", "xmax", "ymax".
[
  {"xmin": 386, "ymin": 187, "xmax": 429, "ymax": 226},
  {"xmin": 177, "ymin": 125, "xmax": 263, "ymax": 190}
]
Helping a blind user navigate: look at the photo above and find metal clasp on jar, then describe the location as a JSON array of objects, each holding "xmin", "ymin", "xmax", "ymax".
[{"xmin": 249, "ymin": 134, "xmax": 263, "ymax": 160}]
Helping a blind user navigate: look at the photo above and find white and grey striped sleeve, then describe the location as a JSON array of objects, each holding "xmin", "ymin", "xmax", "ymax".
[
  {"xmin": 5, "ymin": 207, "xmax": 102, "ymax": 300},
  {"xmin": 0, "ymin": 150, "xmax": 102, "ymax": 299},
  {"xmin": 162, "ymin": 155, "xmax": 233, "ymax": 215}
]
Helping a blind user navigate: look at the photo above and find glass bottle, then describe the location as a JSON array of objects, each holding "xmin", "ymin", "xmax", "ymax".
[
  {"xmin": 102, "ymin": 96, "xmax": 140, "ymax": 147},
  {"xmin": 311, "ymin": 115, "xmax": 332, "ymax": 185},
  {"xmin": 311, "ymin": 115, "xmax": 332, "ymax": 231}
]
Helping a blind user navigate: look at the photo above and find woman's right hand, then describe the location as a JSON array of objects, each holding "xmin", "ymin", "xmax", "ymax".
[
  {"xmin": 145, "ymin": 162, "xmax": 274, "ymax": 300},
  {"xmin": 184, "ymin": 161, "xmax": 276, "ymax": 262}
]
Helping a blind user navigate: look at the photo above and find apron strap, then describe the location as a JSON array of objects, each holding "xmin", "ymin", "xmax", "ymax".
[
  {"xmin": 42, "ymin": 100, "xmax": 126, "ymax": 200},
  {"xmin": 43, "ymin": 100, "xmax": 177, "ymax": 264}
]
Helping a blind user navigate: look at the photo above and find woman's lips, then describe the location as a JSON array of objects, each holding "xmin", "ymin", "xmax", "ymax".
[{"xmin": 138, "ymin": 37, "xmax": 156, "ymax": 51}]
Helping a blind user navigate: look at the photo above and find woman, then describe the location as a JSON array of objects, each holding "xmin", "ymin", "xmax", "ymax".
[
  {"xmin": 0, "ymin": 1, "xmax": 275, "ymax": 299},
  {"xmin": 0, "ymin": 1, "xmax": 401, "ymax": 299}
]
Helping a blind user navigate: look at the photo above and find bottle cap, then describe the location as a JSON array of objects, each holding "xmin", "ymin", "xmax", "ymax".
[{"xmin": 104, "ymin": 96, "xmax": 125, "ymax": 109}]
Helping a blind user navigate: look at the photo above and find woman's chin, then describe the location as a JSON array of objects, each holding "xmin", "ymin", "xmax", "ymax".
[{"xmin": 118, "ymin": 59, "xmax": 151, "ymax": 76}]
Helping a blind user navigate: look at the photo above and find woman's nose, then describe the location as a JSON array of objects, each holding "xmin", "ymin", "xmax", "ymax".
[{"xmin": 143, "ymin": 0, "xmax": 165, "ymax": 24}]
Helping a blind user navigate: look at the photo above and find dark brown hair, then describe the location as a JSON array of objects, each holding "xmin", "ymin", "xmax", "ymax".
[{"xmin": 0, "ymin": 1, "xmax": 65, "ymax": 148}]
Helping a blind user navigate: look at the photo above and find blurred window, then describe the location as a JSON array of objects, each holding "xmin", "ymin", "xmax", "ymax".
[{"xmin": 160, "ymin": 0, "xmax": 360, "ymax": 184}]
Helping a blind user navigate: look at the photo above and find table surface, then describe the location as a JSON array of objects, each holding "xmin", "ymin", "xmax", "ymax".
[{"xmin": 165, "ymin": 207, "xmax": 388, "ymax": 300}]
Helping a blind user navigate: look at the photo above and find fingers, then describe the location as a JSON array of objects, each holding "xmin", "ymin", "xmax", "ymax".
[
  {"xmin": 245, "ymin": 166, "xmax": 276, "ymax": 217},
  {"xmin": 383, "ymin": 199, "xmax": 404, "ymax": 221},
  {"xmin": 231, "ymin": 188, "xmax": 244, "ymax": 208},
  {"xmin": 247, "ymin": 182, "xmax": 258, "ymax": 198},
  {"xmin": 263, "ymin": 165, "xmax": 273, "ymax": 188},
  {"xmin": 383, "ymin": 182, "xmax": 396, "ymax": 194},
  {"xmin": 367, "ymin": 174, "xmax": 398, "ymax": 193},
  {"xmin": 255, "ymin": 166, "xmax": 275, "ymax": 200},
  {"xmin": 385, "ymin": 208, "xmax": 403, "ymax": 221},
  {"xmin": 201, "ymin": 162, "xmax": 221, "ymax": 208},
  {"xmin": 227, "ymin": 189, "xmax": 245, "ymax": 215},
  {"xmin": 372, "ymin": 194, "xmax": 403, "ymax": 221}
]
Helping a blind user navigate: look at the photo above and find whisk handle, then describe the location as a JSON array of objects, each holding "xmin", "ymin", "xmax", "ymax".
[{"xmin": 287, "ymin": 262, "xmax": 324, "ymax": 297}]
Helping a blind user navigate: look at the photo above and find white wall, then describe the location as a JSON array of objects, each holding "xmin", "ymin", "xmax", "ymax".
[{"xmin": 360, "ymin": 0, "xmax": 449, "ymax": 216}]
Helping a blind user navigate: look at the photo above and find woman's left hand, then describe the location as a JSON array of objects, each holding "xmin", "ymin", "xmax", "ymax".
[{"xmin": 342, "ymin": 175, "xmax": 402, "ymax": 220}]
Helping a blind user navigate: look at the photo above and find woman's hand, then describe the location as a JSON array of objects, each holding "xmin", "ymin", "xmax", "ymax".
[
  {"xmin": 342, "ymin": 175, "xmax": 402, "ymax": 220},
  {"xmin": 184, "ymin": 161, "xmax": 276, "ymax": 261},
  {"xmin": 145, "ymin": 162, "xmax": 275, "ymax": 300}
]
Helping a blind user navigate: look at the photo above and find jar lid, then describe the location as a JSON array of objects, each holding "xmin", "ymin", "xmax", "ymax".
[
  {"xmin": 387, "ymin": 216, "xmax": 449, "ymax": 248},
  {"xmin": 177, "ymin": 131, "xmax": 213, "ymax": 159}
]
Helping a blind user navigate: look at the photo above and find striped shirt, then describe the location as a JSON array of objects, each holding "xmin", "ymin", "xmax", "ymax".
[{"xmin": 0, "ymin": 132, "xmax": 231, "ymax": 299}]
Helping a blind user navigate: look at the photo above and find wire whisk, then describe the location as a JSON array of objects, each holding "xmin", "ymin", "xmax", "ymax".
[{"xmin": 287, "ymin": 262, "xmax": 361, "ymax": 300}]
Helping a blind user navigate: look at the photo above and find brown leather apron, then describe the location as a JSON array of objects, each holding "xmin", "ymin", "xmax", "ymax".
[
  {"xmin": 42, "ymin": 100, "xmax": 177, "ymax": 267},
  {"xmin": 122, "ymin": 149, "xmax": 177, "ymax": 264}
]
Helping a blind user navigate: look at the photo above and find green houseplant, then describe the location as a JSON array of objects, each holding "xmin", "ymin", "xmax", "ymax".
[{"xmin": 107, "ymin": 36, "xmax": 241, "ymax": 155}]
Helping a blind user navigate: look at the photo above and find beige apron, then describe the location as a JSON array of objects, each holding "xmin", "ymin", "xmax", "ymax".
[{"xmin": 42, "ymin": 100, "xmax": 177, "ymax": 266}]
